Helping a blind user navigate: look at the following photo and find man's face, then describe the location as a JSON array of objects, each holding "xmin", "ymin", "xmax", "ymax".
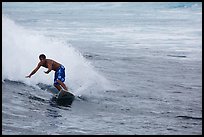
[{"xmin": 40, "ymin": 58, "xmax": 44, "ymax": 61}]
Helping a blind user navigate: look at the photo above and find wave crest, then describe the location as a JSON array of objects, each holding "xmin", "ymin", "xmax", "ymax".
[{"xmin": 2, "ymin": 15, "xmax": 111, "ymax": 95}]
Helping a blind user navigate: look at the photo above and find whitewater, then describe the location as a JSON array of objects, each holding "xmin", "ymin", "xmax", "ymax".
[
  {"xmin": 2, "ymin": 2, "xmax": 202, "ymax": 135},
  {"xmin": 2, "ymin": 14, "xmax": 111, "ymax": 95}
]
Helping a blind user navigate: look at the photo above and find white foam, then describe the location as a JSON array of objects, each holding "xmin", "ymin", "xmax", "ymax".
[{"xmin": 2, "ymin": 15, "xmax": 112, "ymax": 95}]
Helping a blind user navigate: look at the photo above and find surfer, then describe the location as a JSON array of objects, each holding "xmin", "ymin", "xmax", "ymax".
[{"xmin": 26, "ymin": 54, "xmax": 68, "ymax": 95}]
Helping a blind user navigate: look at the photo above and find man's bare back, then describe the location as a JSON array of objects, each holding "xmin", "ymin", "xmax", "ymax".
[{"xmin": 39, "ymin": 59, "xmax": 61, "ymax": 71}]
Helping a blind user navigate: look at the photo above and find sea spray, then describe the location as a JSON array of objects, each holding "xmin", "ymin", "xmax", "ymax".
[{"xmin": 2, "ymin": 15, "xmax": 111, "ymax": 95}]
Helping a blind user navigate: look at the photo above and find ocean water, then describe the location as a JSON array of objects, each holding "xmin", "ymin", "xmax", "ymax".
[{"xmin": 2, "ymin": 2, "xmax": 202, "ymax": 135}]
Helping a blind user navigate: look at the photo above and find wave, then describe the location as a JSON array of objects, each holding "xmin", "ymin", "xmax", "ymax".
[
  {"xmin": 176, "ymin": 115, "xmax": 202, "ymax": 120},
  {"xmin": 2, "ymin": 15, "xmax": 112, "ymax": 95},
  {"xmin": 167, "ymin": 2, "xmax": 202, "ymax": 9}
]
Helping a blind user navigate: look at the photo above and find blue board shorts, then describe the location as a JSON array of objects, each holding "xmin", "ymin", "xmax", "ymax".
[{"xmin": 54, "ymin": 65, "xmax": 66, "ymax": 85}]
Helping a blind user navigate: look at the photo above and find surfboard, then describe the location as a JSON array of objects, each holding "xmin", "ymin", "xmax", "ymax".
[
  {"xmin": 37, "ymin": 83, "xmax": 75, "ymax": 106},
  {"xmin": 56, "ymin": 90, "xmax": 75, "ymax": 106},
  {"xmin": 51, "ymin": 89, "xmax": 75, "ymax": 106}
]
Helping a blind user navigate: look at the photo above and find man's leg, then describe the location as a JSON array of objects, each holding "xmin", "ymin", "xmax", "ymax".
[
  {"xmin": 57, "ymin": 79, "xmax": 68, "ymax": 91},
  {"xmin": 54, "ymin": 83, "xmax": 62, "ymax": 91}
]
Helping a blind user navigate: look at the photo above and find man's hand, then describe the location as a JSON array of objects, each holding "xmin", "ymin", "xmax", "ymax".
[
  {"xmin": 44, "ymin": 71, "xmax": 50, "ymax": 74},
  {"xmin": 25, "ymin": 75, "xmax": 31, "ymax": 78}
]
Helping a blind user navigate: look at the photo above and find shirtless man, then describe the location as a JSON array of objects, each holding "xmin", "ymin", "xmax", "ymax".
[{"xmin": 26, "ymin": 54, "xmax": 68, "ymax": 94}]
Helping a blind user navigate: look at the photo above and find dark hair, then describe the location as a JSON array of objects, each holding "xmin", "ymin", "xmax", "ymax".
[{"xmin": 39, "ymin": 54, "xmax": 46, "ymax": 59}]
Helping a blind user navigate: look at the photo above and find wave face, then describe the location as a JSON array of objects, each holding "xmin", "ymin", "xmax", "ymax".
[{"xmin": 2, "ymin": 15, "xmax": 110, "ymax": 95}]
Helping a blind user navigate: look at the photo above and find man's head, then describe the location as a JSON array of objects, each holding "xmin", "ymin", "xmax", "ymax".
[{"xmin": 39, "ymin": 54, "xmax": 46, "ymax": 61}]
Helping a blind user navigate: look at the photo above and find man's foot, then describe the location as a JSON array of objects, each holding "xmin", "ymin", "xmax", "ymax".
[
  {"xmin": 60, "ymin": 89, "xmax": 68, "ymax": 97},
  {"xmin": 54, "ymin": 92, "xmax": 60, "ymax": 98}
]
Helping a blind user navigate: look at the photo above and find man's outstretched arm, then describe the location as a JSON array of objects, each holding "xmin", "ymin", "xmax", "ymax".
[{"xmin": 26, "ymin": 63, "xmax": 41, "ymax": 78}]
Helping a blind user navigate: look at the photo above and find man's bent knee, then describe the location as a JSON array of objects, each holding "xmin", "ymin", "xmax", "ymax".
[
  {"xmin": 57, "ymin": 79, "xmax": 63, "ymax": 83},
  {"xmin": 54, "ymin": 83, "xmax": 60, "ymax": 87}
]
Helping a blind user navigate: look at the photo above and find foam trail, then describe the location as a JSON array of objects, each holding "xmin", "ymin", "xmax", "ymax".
[{"xmin": 2, "ymin": 15, "xmax": 112, "ymax": 95}]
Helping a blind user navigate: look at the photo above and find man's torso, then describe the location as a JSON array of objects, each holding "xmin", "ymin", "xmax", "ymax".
[{"xmin": 41, "ymin": 59, "xmax": 61, "ymax": 71}]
